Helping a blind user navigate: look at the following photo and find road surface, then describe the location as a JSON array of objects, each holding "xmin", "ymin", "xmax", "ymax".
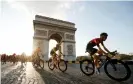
[{"xmin": 1, "ymin": 62, "xmax": 133, "ymax": 84}]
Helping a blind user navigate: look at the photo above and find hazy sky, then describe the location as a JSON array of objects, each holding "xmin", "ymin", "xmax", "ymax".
[{"xmin": 1, "ymin": 0, "xmax": 133, "ymax": 56}]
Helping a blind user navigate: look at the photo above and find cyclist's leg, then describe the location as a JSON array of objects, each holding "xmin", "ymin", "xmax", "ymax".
[
  {"xmin": 93, "ymin": 54, "xmax": 100, "ymax": 68},
  {"xmin": 58, "ymin": 54, "xmax": 61, "ymax": 62},
  {"xmin": 52, "ymin": 53, "xmax": 58, "ymax": 68},
  {"xmin": 37, "ymin": 57, "xmax": 40, "ymax": 65},
  {"xmin": 51, "ymin": 53, "xmax": 56, "ymax": 64},
  {"xmin": 54, "ymin": 54, "xmax": 58, "ymax": 66},
  {"xmin": 87, "ymin": 47, "xmax": 99, "ymax": 68},
  {"xmin": 93, "ymin": 50, "xmax": 103, "ymax": 68},
  {"xmin": 86, "ymin": 43, "xmax": 99, "ymax": 67}
]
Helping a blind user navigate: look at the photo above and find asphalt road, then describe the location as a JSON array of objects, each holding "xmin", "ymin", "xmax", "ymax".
[{"xmin": 1, "ymin": 62, "xmax": 133, "ymax": 84}]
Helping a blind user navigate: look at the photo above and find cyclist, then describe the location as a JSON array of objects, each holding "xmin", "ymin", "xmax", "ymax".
[
  {"xmin": 50, "ymin": 43, "xmax": 63, "ymax": 68},
  {"xmin": 34, "ymin": 47, "xmax": 41, "ymax": 63},
  {"xmin": 12, "ymin": 53, "xmax": 16, "ymax": 64},
  {"xmin": 1, "ymin": 54, "xmax": 7, "ymax": 64},
  {"xmin": 86, "ymin": 32, "xmax": 111, "ymax": 73},
  {"xmin": 21, "ymin": 52, "xmax": 26, "ymax": 66}
]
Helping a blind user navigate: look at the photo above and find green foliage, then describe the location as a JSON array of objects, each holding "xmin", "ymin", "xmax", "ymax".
[
  {"xmin": 76, "ymin": 56, "xmax": 90, "ymax": 61},
  {"xmin": 119, "ymin": 54, "xmax": 133, "ymax": 60},
  {"xmin": 77, "ymin": 54, "xmax": 133, "ymax": 61}
]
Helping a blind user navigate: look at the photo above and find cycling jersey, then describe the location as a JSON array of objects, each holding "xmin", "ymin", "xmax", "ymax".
[
  {"xmin": 50, "ymin": 47, "xmax": 58, "ymax": 55},
  {"xmin": 89, "ymin": 38, "xmax": 103, "ymax": 47},
  {"xmin": 86, "ymin": 38, "xmax": 103, "ymax": 55}
]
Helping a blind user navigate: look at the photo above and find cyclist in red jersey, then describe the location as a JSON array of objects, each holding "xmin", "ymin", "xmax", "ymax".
[{"xmin": 86, "ymin": 32, "xmax": 111, "ymax": 69}]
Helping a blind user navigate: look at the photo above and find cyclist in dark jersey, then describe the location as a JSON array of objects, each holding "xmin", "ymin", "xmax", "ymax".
[
  {"xmin": 50, "ymin": 43, "xmax": 63, "ymax": 57},
  {"xmin": 86, "ymin": 32, "xmax": 111, "ymax": 69},
  {"xmin": 50, "ymin": 43, "xmax": 63, "ymax": 66}
]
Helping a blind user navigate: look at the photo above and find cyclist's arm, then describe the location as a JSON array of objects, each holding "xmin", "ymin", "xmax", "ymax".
[
  {"xmin": 96, "ymin": 44, "xmax": 107, "ymax": 54},
  {"xmin": 52, "ymin": 47, "xmax": 57, "ymax": 55},
  {"xmin": 59, "ymin": 51, "xmax": 63, "ymax": 55},
  {"xmin": 101, "ymin": 42, "xmax": 110, "ymax": 53},
  {"xmin": 58, "ymin": 46, "xmax": 63, "ymax": 55}
]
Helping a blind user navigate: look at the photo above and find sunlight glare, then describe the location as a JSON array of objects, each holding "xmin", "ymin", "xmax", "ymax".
[{"xmin": 49, "ymin": 39, "xmax": 57, "ymax": 57}]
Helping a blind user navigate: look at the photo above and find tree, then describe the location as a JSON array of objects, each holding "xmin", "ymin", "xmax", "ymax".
[
  {"xmin": 76, "ymin": 56, "xmax": 90, "ymax": 61},
  {"xmin": 119, "ymin": 54, "xmax": 133, "ymax": 60}
]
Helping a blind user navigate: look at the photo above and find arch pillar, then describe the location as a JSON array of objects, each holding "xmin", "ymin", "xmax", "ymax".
[
  {"xmin": 33, "ymin": 37, "xmax": 49, "ymax": 61},
  {"xmin": 61, "ymin": 39, "xmax": 76, "ymax": 61}
]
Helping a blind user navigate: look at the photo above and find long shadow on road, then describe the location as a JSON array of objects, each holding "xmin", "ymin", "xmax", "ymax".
[
  {"xmin": 35, "ymin": 68, "xmax": 70, "ymax": 84},
  {"xmin": 1, "ymin": 62, "xmax": 17, "ymax": 72},
  {"xmin": 1, "ymin": 65, "xmax": 26, "ymax": 84},
  {"xmin": 34, "ymin": 64, "xmax": 132, "ymax": 84},
  {"xmin": 2, "ymin": 62, "xmax": 131, "ymax": 84}
]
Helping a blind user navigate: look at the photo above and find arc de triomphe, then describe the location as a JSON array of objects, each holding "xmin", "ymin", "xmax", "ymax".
[{"xmin": 33, "ymin": 15, "xmax": 77, "ymax": 61}]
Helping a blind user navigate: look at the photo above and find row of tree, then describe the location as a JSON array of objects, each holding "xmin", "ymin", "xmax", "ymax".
[{"xmin": 76, "ymin": 54, "xmax": 133, "ymax": 61}]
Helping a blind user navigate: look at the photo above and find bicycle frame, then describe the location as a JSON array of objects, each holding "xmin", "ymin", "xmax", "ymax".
[
  {"xmin": 52, "ymin": 54, "xmax": 65, "ymax": 69},
  {"xmin": 53, "ymin": 55, "xmax": 61, "ymax": 64},
  {"xmin": 89, "ymin": 55, "xmax": 115, "ymax": 70},
  {"xmin": 81, "ymin": 50, "xmax": 131, "ymax": 81}
]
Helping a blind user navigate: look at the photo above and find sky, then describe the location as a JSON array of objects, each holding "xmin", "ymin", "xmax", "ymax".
[{"xmin": 0, "ymin": 0, "xmax": 133, "ymax": 56}]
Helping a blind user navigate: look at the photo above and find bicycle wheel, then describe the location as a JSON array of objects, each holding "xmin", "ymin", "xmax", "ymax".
[
  {"xmin": 39, "ymin": 59, "xmax": 44, "ymax": 69},
  {"xmin": 80, "ymin": 59, "xmax": 95, "ymax": 76},
  {"xmin": 34, "ymin": 60, "xmax": 39, "ymax": 67},
  {"xmin": 104, "ymin": 59, "xmax": 131, "ymax": 81},
  {"xmin": 48, "ymin": 58, "xmax": 55, "ymax": 70},
  {"xmin": 58, "ymin": 59, "xmax": 67, "ymax": 72}
]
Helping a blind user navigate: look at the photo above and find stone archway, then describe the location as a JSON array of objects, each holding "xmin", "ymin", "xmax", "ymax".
[
  {"xmin": 33, "ymin": 15, "xmax": 77, "ymax": 61},
  {"xmin": 49, "ymin": 33, "xmax": 62, "ymax": 43},
  {"xmin": 49, "ymin": 33, "xmax": 62, "ymax": 58}
]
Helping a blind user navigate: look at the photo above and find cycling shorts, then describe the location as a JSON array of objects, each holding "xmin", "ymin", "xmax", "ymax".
[{"xmin": 86, "ymin": 42, "xmax": 98, "ymax": 55}]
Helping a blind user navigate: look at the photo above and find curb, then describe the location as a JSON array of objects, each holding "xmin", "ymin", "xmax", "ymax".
[
  {"xmin": 65, "ymin": 61, "xmax": 80, "ymax": 64},
  {"xmin": 44, "ymin": 61, "xmax": 80, "ymax": 64}
]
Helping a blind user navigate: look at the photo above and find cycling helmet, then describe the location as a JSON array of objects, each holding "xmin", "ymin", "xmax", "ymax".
[{"xmin": 100, "ymin": 32, "xmax": 108, "ymax": 36}]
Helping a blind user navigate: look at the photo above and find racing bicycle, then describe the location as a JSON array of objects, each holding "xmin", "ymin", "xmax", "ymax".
[
  {"xmin": 48, "ymin": 54, "xmax": 67, "ymax": 72},
  {"xmin": 32, "ymin": 53, "xmax": 44, "ymax": 69},
  {"xmin": 80, "ymin": 50, "xmax": 131, "ymax": 81}
]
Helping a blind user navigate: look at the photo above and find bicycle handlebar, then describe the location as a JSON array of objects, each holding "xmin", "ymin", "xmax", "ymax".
[{"xmin": 109, "ymin": 50, "xmax": 118, "ymax": 56}]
